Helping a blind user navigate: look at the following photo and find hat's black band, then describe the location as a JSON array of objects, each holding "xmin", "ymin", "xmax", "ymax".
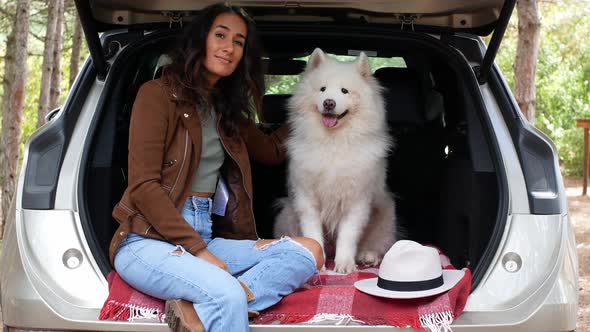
[{"xmin": 377, "ymin": 275, "xmax": 444, "ymax": 292}]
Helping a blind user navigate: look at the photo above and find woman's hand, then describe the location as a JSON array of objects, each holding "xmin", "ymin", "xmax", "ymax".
[{"xmin": 195, "ymin": 248, "xmax": 229, "ymax": 273}]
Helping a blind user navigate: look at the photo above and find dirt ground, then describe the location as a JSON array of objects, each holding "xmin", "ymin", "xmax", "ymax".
[
  {"xmin": 0, "ymin": 179, "xmax": 589, "ymax": 330},
  {"xmin": 565, "ymin": 178, "xmax": 589, "ymax": 331}
]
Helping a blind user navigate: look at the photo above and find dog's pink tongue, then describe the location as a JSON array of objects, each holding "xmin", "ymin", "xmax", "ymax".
[{"xmin": 322, "ymin": 114, "xmax": 338, "ymax": 128}]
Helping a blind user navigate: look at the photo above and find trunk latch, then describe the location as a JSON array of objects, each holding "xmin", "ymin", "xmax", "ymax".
[
  {"xmin": 163, "ymin": 11, "xmax": 185, "ymax": 28},
  {"xmin": 397, "ymin": 14, "xmax": 419, "ymax": 31}
]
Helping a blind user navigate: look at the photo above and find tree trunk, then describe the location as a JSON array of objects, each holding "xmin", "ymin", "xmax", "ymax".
[
  {"xmin": 50, "ymin": 0, "xmax": 65, "ymax": 109},
  {"xmin": 514, "ymin": 0, "xmax": 541, "ymax": 124},
  {"xmin": 0, "ymin": 30, "xmax": 16, "ymax": 239},
  {"xmin": 69, "ymin": 13, "xmax": 83, "ymax": 88},
  {"xmin": 0, "ymin": 0, "xmax": 30, "ymax": 239},
  {"xmin": 37, "ymin": 0, "xmax": 59, "ymax": 128}
]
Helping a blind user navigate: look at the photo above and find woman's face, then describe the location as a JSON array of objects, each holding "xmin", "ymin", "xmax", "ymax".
[{"xmin": 203, "ymin": 12, "xmax": 248, "ymax": 86}]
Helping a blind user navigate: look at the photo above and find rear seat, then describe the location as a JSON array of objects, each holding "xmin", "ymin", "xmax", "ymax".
[
  {"xmin": 260, "ymin": 94, "xmax": 290, "ymax": 129},
  {"xmin": 251, "ymin": 59, "xmax": 305, "ymax": 236},
  {"xmin": 374, "ymin": 67, "xmax": 446, "ymax": 244},
  {"xmin": 251, "ymin": 93, "xmax": 291, "ymax": 238}
]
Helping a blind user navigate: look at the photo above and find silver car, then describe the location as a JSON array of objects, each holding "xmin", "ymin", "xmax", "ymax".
[{"xmin": 0, "ymin": 0, "xmax": 578, "ymax": 331}]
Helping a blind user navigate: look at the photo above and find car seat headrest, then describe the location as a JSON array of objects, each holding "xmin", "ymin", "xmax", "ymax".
[
  {"xmin": 374, "ymin": 67, "xmax": 444, "ymax": 127},
  {"xmin": 374, "ymin": 67, "xmax": 426, "ymax": 126},
  {"xmin": 262, "ymin": 59, "xmax": 306, "ymax": 75},
  {"xmin": 262, "ymin": 94, "xmax": 291, "ymax": 124},
  {"xmin": 153, "ymin": 54, "xmax": 173, "ymax": 79}
]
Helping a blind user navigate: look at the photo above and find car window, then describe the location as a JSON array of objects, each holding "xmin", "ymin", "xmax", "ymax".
[{"xmin": 265, "ymin": 55, "xmax": 406, "ymax": 94}]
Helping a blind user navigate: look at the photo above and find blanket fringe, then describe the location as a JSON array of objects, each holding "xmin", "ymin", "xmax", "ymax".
[
  {"xmin": 419, "ymin": 310, "xmax": 454, "ymax": 332},
  {"xmin": 99, "ymin": 300, "xmax": 164, "ymax": 323},
  {"xmin": 306, "ymin": 313, "xmax": 366, "ymax": 325},
  {"xmin": 251, "ymin": 313, "xmax": 314, "ymax": 325}
]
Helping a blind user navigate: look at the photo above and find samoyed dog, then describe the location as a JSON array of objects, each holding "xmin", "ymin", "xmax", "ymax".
[{"xmin": 274, "ymin": 48, "xmax": 397, "ymax": 274}]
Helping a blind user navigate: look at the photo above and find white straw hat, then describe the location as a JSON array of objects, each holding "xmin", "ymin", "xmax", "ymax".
[{"xmin": 354, "ymin": 240, "xmax": 464, "ymax": 299}]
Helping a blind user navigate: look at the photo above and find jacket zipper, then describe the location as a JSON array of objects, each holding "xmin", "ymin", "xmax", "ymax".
[
  {"xmin": 163, "ymin": 159, "xmax": 177, "ymax": 167},
  {"xmin": 218, "ymin": 134, "xmax": 259, "ymax": 239},
  {"xmin": 170, "ymin": 130, "xmax": 189, "ymax": 197}
]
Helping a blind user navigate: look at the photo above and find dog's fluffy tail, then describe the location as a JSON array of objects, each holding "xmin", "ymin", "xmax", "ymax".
[{"xmin": 272, "ymin": 198, "xmax": 301, "ymax": 238}]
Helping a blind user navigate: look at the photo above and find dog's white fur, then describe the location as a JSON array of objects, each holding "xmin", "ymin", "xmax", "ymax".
[{"xmin": 274, "ymin": 48, "xmax": 397, "ymax": 274}]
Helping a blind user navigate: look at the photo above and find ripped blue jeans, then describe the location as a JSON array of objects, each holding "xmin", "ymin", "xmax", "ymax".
[{"xmin": 114, "ymin": 196, "xmax": 318, "ymax": 332}]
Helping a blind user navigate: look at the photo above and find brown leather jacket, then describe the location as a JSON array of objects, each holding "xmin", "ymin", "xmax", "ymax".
[{"xmin": 109, "ymin": 79, "xmax": 287, "ymax": 266}]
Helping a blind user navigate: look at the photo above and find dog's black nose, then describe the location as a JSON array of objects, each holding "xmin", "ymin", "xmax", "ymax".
[{"xmin": 323, "ymin": 99, "xmax": 336, "ymax": 111}]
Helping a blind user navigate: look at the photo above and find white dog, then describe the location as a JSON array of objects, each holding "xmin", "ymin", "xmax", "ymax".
[{"xmin": 274, "ymin": 48, "xmax": 397, "ymax": 274}]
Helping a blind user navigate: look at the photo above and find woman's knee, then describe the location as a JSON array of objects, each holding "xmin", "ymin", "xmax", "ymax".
[
  {"xmin": 254, "ymin": 237, "xmax": 324, "ymax": 269},
  {"xmin": 291, "ymin": 237, "xmax": 325, "ymax": 269},
  {"xmin": 210, "ymin": 275, "xmax": 248, "ymax": 309}
]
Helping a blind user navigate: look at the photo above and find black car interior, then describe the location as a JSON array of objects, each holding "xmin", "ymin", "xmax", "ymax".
[{"xmin": 84, "ymin": 31, "xmax": 499, "ymax": 277}]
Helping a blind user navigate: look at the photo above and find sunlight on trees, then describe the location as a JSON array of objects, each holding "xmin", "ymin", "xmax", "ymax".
[
  {"xmin": 496, "ymin": 0, "xmax": 590, "ymax": 176},
  {"xmin": 0, "ymin": 0, "xmax": 89, "ymax": 168}
]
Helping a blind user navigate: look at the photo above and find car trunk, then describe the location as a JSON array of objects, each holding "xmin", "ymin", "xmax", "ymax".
[
  {"xmin": 75, "ymin": 0, "xmax": 513, "ymax": 83},
  {"xmin": 76, "ymin": 0, "xmax": 512, "ymax": 297},
  {"xmin": 81, "ymin": 18, "xmax": 506, "ymax": 294}
]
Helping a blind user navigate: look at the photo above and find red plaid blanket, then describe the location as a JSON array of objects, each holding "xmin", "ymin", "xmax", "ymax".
[
  {"xmin": 100, "ymin": 252, "xmax": 471, "ymax": 331},
  {"xmin": 252, "ymin": 259, "xmax": 471, "ymax": 331},
  {"xmin": 99, "ymin": 271, "xmax": 165, "ymax": 322}
]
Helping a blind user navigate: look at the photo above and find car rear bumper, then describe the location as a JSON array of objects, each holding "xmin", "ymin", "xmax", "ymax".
[{"xmin": 1, "ymin": 209, "xmax": 578, "ymax": 331}]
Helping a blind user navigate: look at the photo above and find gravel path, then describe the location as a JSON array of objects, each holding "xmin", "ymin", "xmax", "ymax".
[{"xmin": 565, "ymin": 178, "xmax": 588, "ymax": 331}]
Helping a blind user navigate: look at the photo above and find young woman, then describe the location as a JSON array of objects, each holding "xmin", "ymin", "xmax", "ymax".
[{"xmin": 108, "ymin": 3, "xmax": 324, "ymax": 332}]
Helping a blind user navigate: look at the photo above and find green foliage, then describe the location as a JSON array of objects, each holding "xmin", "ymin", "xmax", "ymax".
[
  {"xmin": 22, "ymin": 55, "xmax": 42, "ymax": 152},
  {"xmin": 0, "ymin": 1, "xmax": 89, "ymax": 165},
  {"xmin": 266, "ymin": 75, "xmax": 300, "ymax": 94},
  {"xmin": 496, "ymin": 0, "xmax": 590, "ymax": 177},
  {"xmin": 265, "ymin": 55, "xmax": 406, "ymax": 94}
]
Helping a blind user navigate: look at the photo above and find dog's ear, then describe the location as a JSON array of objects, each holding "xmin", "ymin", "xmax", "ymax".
[
  {"xmin": 356, "ymin": 52, "xmax": 371, "ymax": 78},
  {"xmin": 306, "ymin": 48, "xmax": 326, "ymax": 72}
]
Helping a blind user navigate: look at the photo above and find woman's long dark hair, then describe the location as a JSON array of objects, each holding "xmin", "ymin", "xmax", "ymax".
[{"xmin": 162, "ymin": 3, "xmax": 264, "ymax": 136}]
